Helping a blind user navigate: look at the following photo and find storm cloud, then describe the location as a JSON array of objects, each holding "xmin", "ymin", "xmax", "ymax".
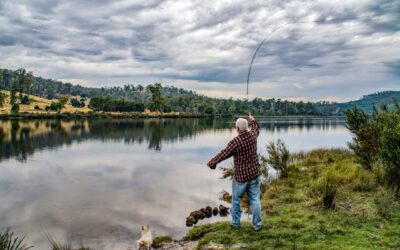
[{"xmin": 0, "ymin": 0, "xmax": 399, "ymax": 101}]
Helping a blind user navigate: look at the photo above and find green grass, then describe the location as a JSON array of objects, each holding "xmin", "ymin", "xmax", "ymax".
[{"xmin": 185, "ymin": 149, "xmax": 400, "ymax": 250}]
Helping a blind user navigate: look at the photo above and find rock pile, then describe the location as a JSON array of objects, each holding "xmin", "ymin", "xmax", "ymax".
[{"xmin": 186, "ymin": 205, "xmax": 230, "ymax": 227}]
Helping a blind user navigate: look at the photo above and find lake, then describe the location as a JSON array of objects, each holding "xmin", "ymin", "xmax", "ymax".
[{"xmin": 0, "ymin": 117, "xmax": 350, "ymax": 249}]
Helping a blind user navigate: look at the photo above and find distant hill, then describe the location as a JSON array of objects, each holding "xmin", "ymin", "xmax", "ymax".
[{"xmin": 338, "ymin": 91, "xmax": 400, "ymax": 114}]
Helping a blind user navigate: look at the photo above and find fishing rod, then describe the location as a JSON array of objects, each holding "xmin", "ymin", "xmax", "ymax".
[{"xmin": 245, "ymin": 18, "xmax": 343, "ymax": 101}]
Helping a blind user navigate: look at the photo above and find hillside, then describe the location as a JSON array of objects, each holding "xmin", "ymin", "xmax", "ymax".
[{"xmin": 337, "ymin": 91, "xmax": 400, "ymax": 114}]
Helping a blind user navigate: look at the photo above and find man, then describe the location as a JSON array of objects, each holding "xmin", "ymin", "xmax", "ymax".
[{"xmin": 207, "ymin": 113, "xmax": 262, "ymax": 231}]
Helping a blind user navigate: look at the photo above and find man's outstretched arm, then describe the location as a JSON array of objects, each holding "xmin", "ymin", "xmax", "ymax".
[
  {"xmin": 207, "ymin": 140, "xmax": 236, "ymax": 169},
  {"xmin": 249, "ymin": 112, "xmax": 260, "ymax": 137}
]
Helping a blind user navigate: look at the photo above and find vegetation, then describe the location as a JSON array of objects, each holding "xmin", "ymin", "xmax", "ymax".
[
  {"xmin": 186, "ymin": 149, "xmax": 400, "ymax": 249},
  {"xmin": 152, "ymin": 236, "xmax": 173, "ymax": 248},
  {"xmin": 261, "ymin": 140, "xmax": 290, "ymax": 178},
  {"xmin": 88, "ymin": 97, "xmax": 144, "ymax": 112},
  {"xmin": 46, "ymin": 236, "xmax": 92, "ymax": 250},
  {"xmin": 0, "ymin": 92, "xmax": 7, "ymax": 107},
  {"xmin": 345, "ymin": 98, "xmax": 400, "ymax": 193},
  {"xmin": 0, "ymin": 229, "xmax": 32, "ymax": 250}
]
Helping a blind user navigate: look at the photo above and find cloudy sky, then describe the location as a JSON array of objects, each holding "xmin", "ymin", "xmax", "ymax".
[{"xmin": 0, "ymin": 0, "xmax": 399, "ymax": 101}]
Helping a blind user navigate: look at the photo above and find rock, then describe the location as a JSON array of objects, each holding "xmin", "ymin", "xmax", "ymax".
[
  {"xmin": 186, "ymin": 216, "xmax": 197, "ymax": 227},
  {"xmin": 212, "ymin": 207, "xmax": 219, "ymax": 216},
  {"xmin": 201, "ymin": 241, "xmax": 224, "ymax": 250},
  {"xmin": 196, "ymin": 210, "xmax": 206, "ymax": 220},
  {"xmin": 200, "ymin": 208, "xmax": 207, "ymax": 214},
  {"xmin": 219, "ymin": 205, "xmax": 230, "ymax": 216}
]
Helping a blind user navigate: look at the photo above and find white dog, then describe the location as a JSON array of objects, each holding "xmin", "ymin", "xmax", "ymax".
[{"xmin": 136, "ymin": 225, "xmax": 153, "ymax": 250}]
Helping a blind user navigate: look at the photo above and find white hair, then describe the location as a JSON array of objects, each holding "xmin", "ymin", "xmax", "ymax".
[{"xmin": 235, "ymin": 118, "xmax": 248, "ymax": 132}]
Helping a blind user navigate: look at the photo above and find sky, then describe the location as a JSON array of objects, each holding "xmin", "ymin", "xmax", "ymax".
[{"xmin": 0, "ymin": 0, "xmax": 399, "ymax": 101}]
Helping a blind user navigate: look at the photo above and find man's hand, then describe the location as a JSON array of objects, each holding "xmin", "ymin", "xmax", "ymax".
[
  {"xmin": 249, "ymin": 112, "xmax": 255, "ymax": 121},
  {"xmin": 207, "ymin": 161, "xmax": 216, "ymax": 170}
]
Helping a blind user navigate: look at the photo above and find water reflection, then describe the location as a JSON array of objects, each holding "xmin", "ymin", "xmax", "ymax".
[
  {"xmin": 0, "ymin": 118, "xmax": 349, "ymax": 250},
  {"xmin": 0, "ymin": 118, "xmax": 345, "ymax": 162}
]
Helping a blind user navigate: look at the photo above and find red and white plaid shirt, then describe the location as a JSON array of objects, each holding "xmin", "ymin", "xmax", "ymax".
[{"xmin": 207, "ymin": 120, "xmax": 261, "ymax": 182}]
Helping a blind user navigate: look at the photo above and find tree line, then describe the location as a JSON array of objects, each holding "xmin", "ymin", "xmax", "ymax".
[{"xmin": 0, "ymin": 68, "xmax": 349, "ymax": 115}]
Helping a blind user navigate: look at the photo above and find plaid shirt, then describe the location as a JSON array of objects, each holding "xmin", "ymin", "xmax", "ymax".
[{"xmin": 207, "ymin": 120, "xmax": 261, "ymax": 182}]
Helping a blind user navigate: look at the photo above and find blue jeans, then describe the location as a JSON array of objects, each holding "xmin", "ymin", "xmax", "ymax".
[{"xmin": 231, "ymin": 176, "xmax": 262, "ymax": 230}]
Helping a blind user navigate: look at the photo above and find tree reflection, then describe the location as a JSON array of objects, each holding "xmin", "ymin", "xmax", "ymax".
[{"xmin": 0, "ymin": 118, "xmax": 344, "ymax": 162}]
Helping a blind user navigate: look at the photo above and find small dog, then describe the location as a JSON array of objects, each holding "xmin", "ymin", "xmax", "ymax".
[{"xmin": 136, "ymin": 225, "xmax": 153, "ymax": 250}]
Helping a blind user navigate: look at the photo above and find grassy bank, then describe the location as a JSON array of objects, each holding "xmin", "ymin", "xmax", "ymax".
[{"xmin": 184, "ymin": 149, "xmax": 400, "ymax": 249}]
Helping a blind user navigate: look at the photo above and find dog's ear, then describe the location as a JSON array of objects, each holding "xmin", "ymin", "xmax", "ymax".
[
  {"xmin": 141, "ymin": 225, "xmax": 145, "ymax": 230},
  {"xmin": 147, "ymin": 224, "xmax": 150, "ymax": 230}
]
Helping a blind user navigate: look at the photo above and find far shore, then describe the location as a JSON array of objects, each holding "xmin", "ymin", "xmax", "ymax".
[{"xmin": 0, "ymin": 112, "xmax": 344, "ymax": 120}]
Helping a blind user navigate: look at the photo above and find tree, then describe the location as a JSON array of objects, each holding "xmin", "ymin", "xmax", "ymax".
[
  {"xmin": 148, "ymin": 83, "xmax": 164, "ymax": 113},
  {"xmin": 14, "ymin": 68, "xmax": 33, "ymax": 94},
  {"xmin": 57, "ymin": 96, "xmax": 69, "ymax": 113},
  {"xmin": 345, "ymin": 107, "xmax": 380, "ymax": 170}
]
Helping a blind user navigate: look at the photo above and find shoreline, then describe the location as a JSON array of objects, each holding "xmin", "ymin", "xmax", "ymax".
[{"xmin": 0, "ymin": 112, "xmax": 343, "ymax": 120}]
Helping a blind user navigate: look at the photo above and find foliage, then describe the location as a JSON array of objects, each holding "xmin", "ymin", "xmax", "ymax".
[
  {"xmin": 49, "ymin": 96, "xmax": 69, "ymax": 113},
  {"xmin": 11, "ymin": 104, "xmax": 19, "ymax": 113},
  {"xmin": 0, "ymin": 91, "xmax": 7, "ymax": 107},
  {"xmin": 345, "ymin": 98, "xmax": 400, "ymax": 193},
  {"xmin": 261, "ymin": 140, "xmax": 290, "ymax": 178},
  {"xmin": 344, "ymin": 107, "xmax": 380, "ymax": 169},
  {"xmin": 148, "ymin": 83, "xmax": 165, "ymax": 112},
  {"xmin": 89, "ymin": 97, "xmax": 144, "ymax": 112},
  {"xmin": 33, "ymin": 105, "xmax": 41, "ymax": 110},
  {"xmin": 312, "ymin": 168, "xmax": 340, "ymax": 209},
  {"xmin": 0, "ymin": 229, "xmax": 32, "ymax": 250},
  {"xmin": 70, "ymin": 98, "xmax": 85, "ymax": 108},
  {"xmin": 20, "ymin": 95, "xmax": 30, "ymax": 105}
]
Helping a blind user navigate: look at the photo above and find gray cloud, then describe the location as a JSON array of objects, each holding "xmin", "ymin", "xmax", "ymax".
[{"xmin": 0, "ymin": 0, "xmax": 399, "ymax": 101}]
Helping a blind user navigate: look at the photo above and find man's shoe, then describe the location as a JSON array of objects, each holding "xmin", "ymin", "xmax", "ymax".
[
  {"xmin": 231, "ymin": 225, "xmax": 240, "ymax": 230},
  {"xmin": 254, "ymin": 226, "xmax": 262, "ymax": 232}
]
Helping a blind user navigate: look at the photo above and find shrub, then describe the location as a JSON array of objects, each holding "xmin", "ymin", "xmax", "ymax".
[
  {"xmin": 379, "ymin": 113, "xmax": 400, "ymax": 194},
  {"xmin": 344, "ymin": 107, "xmax": 380, "ymax": 170},
  {"xmin": 313, "ymin": 169, "xmax": 340, "ymax": 209},
  {"xmin": 11, "ymin": 104, "xmax": 19, "ymax": 113},
  {"xmin": 374, "ymin": 187, "xmax": 399, "ymax": 219},
  {"xmin": 70, "ymin": 98, "xmax": 85, "ymax": 108},
  {"xmin": 261, "ymin": 139, "xmax": 290, "ymax": 178},
  {"xmin": 0, "ymin": 228, "xmax": 32, "ymax": 250},
  {"xmin": 20, "ymin": 95, "xmax": 30, "ymax": 105},
  {"xmin": 34, "ymin": 105, "xmax": 41, "ymax": 110}
]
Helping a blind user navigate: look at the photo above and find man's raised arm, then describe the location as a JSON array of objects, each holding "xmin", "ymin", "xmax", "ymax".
[{"xmin": 249, "ymin": 112, "xmax": 260, "ymax": 137}]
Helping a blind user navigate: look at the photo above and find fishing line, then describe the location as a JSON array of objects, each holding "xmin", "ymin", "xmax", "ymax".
[{"xmin": 245, "ymin": 17, "xmax": 345, "ymax": 101}]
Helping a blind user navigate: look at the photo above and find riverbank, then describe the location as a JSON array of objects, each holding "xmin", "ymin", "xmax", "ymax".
[
  {"xmin": 157, "ymin": 149, "xmax": 400, "ymax": 249},
  {"xmin": 0, "ymin": 111, "xmax": 209, "ymax": 120}
]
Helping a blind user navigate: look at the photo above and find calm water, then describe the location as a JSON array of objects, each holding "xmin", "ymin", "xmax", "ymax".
[{"xmin": 0, "ymin": 118, "xmax": 350, "ymax": 249}]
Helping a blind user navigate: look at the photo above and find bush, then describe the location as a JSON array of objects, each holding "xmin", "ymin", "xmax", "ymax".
[
  {"xmin": 70, "ymin": 98, "xmax": 85, "ymax": 108},
  {"xmin": 313, "ymin": 169, "xmax": 340, "ymax": 209},
  {"xmin": 34, "ymin": 105, "xmax": 41, "ymax": 110},
  {"xmin": 344, "ymin": 107, "xmax": 380, "ymax": 170},
  {"xmin": 50, "ymin": 101, "xmax": 61, "ymax": 112},
  {"xmin": 11, "ymin": 103, "xmax": 19, "ymax": 113},
  {"xmin": 379, "ymin": 114, "xmax": 400, "ymax": 194},
  {"xmin": 262, "ymin": 139, "xmax": 290, "ymax": 178},
  {"xmin": 89, "ymin": 97, "xmax": 144, "ymax": 112},
  {"xmin": 20, "ymin": 95, "xmax": 30, "ymax": 105}
]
